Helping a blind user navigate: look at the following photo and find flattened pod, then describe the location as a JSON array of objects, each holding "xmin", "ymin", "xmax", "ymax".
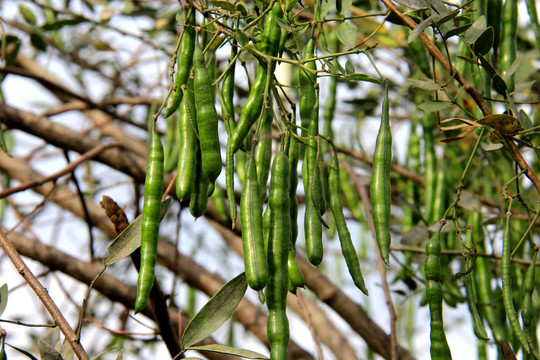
[
  {"xmin": 193, "ymin": 42, "xmax": 221, "ymax": 183},
  {"xmin": 135, "ymin": 124, "xmax": 164, "ymax": 313},
  {"xmin": 370, "ymin": 85, "xmax": 392, "ymax": 266}
]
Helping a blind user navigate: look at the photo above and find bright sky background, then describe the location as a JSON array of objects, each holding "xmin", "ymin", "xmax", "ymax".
[{"xmin": 2, "ymin": 0, "xmax": 537, "ymax": 359}]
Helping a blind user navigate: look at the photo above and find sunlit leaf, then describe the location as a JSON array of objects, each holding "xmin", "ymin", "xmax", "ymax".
[
  {"xmin": 38, "ymin": 342, "xmax": 62, "ymax": 360},
  {"xmin": 276, "ymin": 17, "xmax": 292, "ymax": 32},
  {"xmin": 408, "ymin": 15, "xmax": 436, "ymax": 43},
  {"xmin": 346, "ymin": 73, "xmax": 382, "ymax": 84},
  {"xmin": 337, "ymin": 21, "xmax": 357, "ymax": 49},
  {"xmin": 181, "ymin": 273, "xmax": 247, "ymax": 349},
  {"xmin": 518, "ymin": 109, "xmax": 533, "ymax": 130},
  {"xmin": 394, "ymin": 0, "xmax": 429, "ymax": 9},
  {"xmin": 38, "ymin": 329, "xmax": 62, "ymax": 360},
  {"xmin": 503, "ymin": 56, "xmax": 521, "ymax": 82},
  {"xmin": 418, "ymin": 100, "xmax": 453, "ymax": 112},
  {"xmin": 209, "ymin": 0, "xmax": 236, "ymax": 11},
  {"xmin": 187, "ymin": 344, "xmax": 269, "ymax": 359},
  {"xmin": 103, "ymin": 198, "xmax": 172, "ymax": 265},
  {"xmin": 464, "ymin": 15, "xmax": 487, "ymax": 43},
  {"xmin": 483, "ymin": 143, "xmax": 504, "ymax": 151},
  {"xmin": 429, "ymin": 0, "xmax": 448, "ymax": 15},
  {"xmin": 434, "ymin": 9, "xmax": 459, "ymax": 26},
  {"xmin": 345, "ymin": 60, "xmax": 355, "ymax": 75},
  {"xmin": 18, "ymin": 5, "xmax": 37, "ymax": 25},
  {"xmin": 407, "ymin": 78, "xmax": 441, "ymax": 90},
  {"xmin": 319, "ymin": 0, "xmax": 335, "ymax": 18}
]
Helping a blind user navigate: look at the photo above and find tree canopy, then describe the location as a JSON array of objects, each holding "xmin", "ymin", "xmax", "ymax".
[{"xmin": 0, "ymin": 0, "xmax": 539, "ymax": 359}]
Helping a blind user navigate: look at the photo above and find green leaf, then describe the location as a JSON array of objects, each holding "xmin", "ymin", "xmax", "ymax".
[
  {"xmin": 236, "ymin": 29, "xmax": 249, "ymax": 47},
  {"xmin": 429, "ymin": 0, "xmax": 448, "ymax": 15},
  {"xmin": 503, "ymin": 57, "xmax": 521, "ymax": 82},
  {"xmin": 477, "ymin": 54, "xmax": 497, "ymax": 78},
  {"xmin": 181, "ymin": 273, "xmax": 248, "ymax": 349},
  {"xmin": 18, "ymin": 5, "xmax": 37, "ymax": 25},
  {"xmin": 187, "ymin": 344, "xmax": 269, "ymax": 359},
  {"xmin": 276, "ymin": 17, "xmax": 292, "ymax": 33},
  {"xmin": 103, "ymin": 198, "xmax": 172, "ymax": 265},
  {"xmin": 40, "ymin": 329, "xmax": 60, "ymax": 349},
  {"xmin": 345, "ymin": 60, "xmax": 355, "ymax": 75},
  {"xmin": 29, "ymin": 31, "xmax": 47, "ymax": 52},
  {"xmin": 323, "ymin": 59, "xmax": 338, "ymax": 74},
  {"xmin": 407, "ymin": 15, "xmax": 436, "ymax": 43},
  {"xmin": 319, "ymin": 0, "xmax": 335, "ymax": 18},
  {"xmin": 59, "ymin": 339, "xmax": 74, "ymax": 360},
  {"xmin": 38, "ymin": 330, "xmax": 62, "ymax": 360},
  {"xmin": 407, "ymin": 78, "xmax": 441, "ymax": 90},
  {"xmin": 236, "ymin": 2, "xmax": 249, "ymax": 16},
  {"xmin": 444, "ymin": 23, "xmax": 472, "ymax": 38},
  {"xmin": 0, "ymin": 284, "xmax": 7, "ymax": 317},
  {"xmin": 492, "ymin": 74, "xmax": 507, "ymax": 95},
  {"xmin": 336, "ymin": 22, "xmax": 357, "ymax": 49},
  {"xmin": 473, "ymin": 27, "xmax": 494, "ymax": 55},
  {"xmin": 418, "ymin": 101, "xmax": 454, "ymax": 112},
  {"xmin": 346, "ymin": 73, "xmax": 382, "ymax": 85},
  {"xmin": 518, "ymin": 110, "xmax": 533, "ymax": 130},
  {"xmin": 5, "ymin": 343, "xmax": 38, "ymax": 360},
  {"xmin": 483, "ymin": 143, "xmax": 504, "ymax": 151},
  {"xmin": 41, "ymin": 18, "xmax": 86, "ymax": 31},
  {"xmin": 434, "ymin": 9, "xmax": 459, "ymax": 26},
  {"xmin": 395, "ymin": 0, "xmax": 429, "ymax": 9},
  {"xmin": 464, "ymin": 15, "xmax": 487, "ymax": 43},
  {"xmin": 209, "ymin": 0, "xmax": 237, "ymax": 11},
  {"xmin": 337, "ymin": 0, "xmax": 353, "ymax": 14},
  {"xmin": 457, "ymin": 55, "xmax": 477, "ymax": 65}
]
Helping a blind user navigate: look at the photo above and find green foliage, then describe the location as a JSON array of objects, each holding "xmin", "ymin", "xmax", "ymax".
[{"xmin": 0, "ymin": 0, "xmax": 539, "ymax": 359}]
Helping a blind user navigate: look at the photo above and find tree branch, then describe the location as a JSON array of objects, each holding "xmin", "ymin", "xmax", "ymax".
[
  {"xmin": 379, "ymin": 0, "xmax": 540, "ymax": 195},
  {"xmin": 2, "ymin": 229, "xmax": 237, "ymax": 360},
  {"xmin": 0, "ymin": 229, "xmax": 90, "ymax": 360}
]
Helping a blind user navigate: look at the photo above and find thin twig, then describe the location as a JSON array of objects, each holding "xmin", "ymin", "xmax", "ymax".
[
  {"xmin": 0, "ymin": 143, "xmax": 119, "ymax": 199},
  {"xmin": 390, "ymin": 245, "xmax": 540, "ymax": 266},
  {"xmin": 0, "ymin": 229, "xmax": 90, "ymax": 360},
  {"xmin": 379, "ymin": 0, "xmax": 540, "ymax": 195}
]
